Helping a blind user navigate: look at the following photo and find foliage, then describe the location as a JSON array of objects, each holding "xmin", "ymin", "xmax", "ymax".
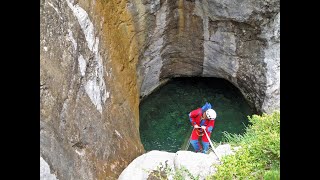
[
  {"xmin": 147, "ymin": 161, "xmax": 200, "ymax": 180},
  {"xmin": 207, "ymin": 111, "xmax": 280, "ymax": 180},
  {"xmin": 146, "ymin": 112, "xmax": 280, "ymax": 180}
]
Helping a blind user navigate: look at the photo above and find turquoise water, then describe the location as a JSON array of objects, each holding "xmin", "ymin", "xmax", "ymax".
[{"xmin": 139, "ymin": 77, "xmax": 255, "ymax": 152}]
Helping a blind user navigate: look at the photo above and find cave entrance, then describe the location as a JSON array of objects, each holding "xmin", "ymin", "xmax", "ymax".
[{"xmin": 139, "ymin": 77, "xmax": 255, "ymax": 153}]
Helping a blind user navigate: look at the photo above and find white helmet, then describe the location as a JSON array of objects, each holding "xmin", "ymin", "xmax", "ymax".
[{"xmin": 206, "ymin": 109, "xmax": 216, "ymax": 120}]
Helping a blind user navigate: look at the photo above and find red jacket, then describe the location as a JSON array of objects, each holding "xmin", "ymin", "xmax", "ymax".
[{"xmin": 189, "ymin": 108, "xmax": 215, "ymax": 133}]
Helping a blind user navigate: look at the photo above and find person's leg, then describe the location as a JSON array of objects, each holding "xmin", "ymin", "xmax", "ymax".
[
  {"xmin": 201, "ymin": 132, "xmax": 211, "ymax": 153},
  {"xmin": 190, "ymin": 130, "xmax": 202, "ymax": 152}
]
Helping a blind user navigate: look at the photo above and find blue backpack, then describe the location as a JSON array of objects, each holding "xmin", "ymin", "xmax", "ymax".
[{"xmin": 201, "ymin": 102, "xmax": 212, "ymax": 112}]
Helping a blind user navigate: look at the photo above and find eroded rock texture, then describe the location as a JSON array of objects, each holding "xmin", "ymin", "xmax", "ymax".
[
  {"xmin": 40, "ymin": 0, "xmax": 279, "ymax": 179},
  {"xmin": 41, "ymin": 0, "xmax": 144, "ymax": 179},
  {"xmin": 137, "ymin": 0, "xmax": 279, "ymax": 113}
]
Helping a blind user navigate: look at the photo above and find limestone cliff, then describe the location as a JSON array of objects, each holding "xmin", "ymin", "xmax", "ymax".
[
  {"xmin": 40, "ymin": 0, "xmax": 144, "ymax": 179},
  {"xmin": 40, "ymin": 0, "xmax": 279, "ymax": 179},
  {"xmin": 137, "ymin": 0, "xmax": 279, "ymax": 113}
]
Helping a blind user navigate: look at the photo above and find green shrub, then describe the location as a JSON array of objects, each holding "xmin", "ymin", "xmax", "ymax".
[
  {"xmin": 207, "ymin": 111, "xmax": 280, "ymax": 179},
  {"xmin": 147, "ymin": 111, "xmax": 280, "ymax": 180},
  {"xmin": 147, "ymin": 161, "xmax": 200, "ymax": 180}
]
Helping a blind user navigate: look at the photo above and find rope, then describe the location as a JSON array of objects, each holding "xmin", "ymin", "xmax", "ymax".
[
  {"xmin": 184, "ymin": 127, "xmax": 220, "ymax": 161},
  {"xmin": 203, "ymin": 128, "xmax": 220, "ymax": 161},
  {"xmin": 184, "ymin": 127, "xmax": 194, "ymax": 150}
]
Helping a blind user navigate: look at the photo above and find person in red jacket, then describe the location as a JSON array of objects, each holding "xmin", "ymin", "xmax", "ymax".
[{"xmin": 189, "ymin": 102, "xmax": 217, "ymax": 153}]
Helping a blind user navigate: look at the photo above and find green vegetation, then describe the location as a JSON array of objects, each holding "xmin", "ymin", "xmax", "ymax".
[
  {"xmin": 140, "ymin": 78, "xmax": 279, "ymax": 179},
  {"xmin": 147, "ymin": 161, "xmax": 200, "ymax": 180},
  {"xmin": 208, "ymin": 111, "xmax": 280, "ymax": 180},
  {"xmin": 145, "ymin": 111, "xmax": 280, "ymax": 180}
]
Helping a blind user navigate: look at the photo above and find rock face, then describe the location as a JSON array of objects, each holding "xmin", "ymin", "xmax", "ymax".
[
  {"xmin": 137, "ymin": 0, "xmax": 280, "ymax": 113},
  {"xmin": 118, "ymin": 150, "xmax": 176, "ymax": 180},
  {"xmin": 40, "ymin": 0, "xmax": 145, "ymax": 179},
  {"xmin": 40, "ymin": 0, "xmax": 279, "ymax": 179},
  {"xmin": 118, "ymin": 144, "xmax": 236, "ymax": 180},
  {"xmin": 40, "ymin": 156, "xmax": 59, "ymax": 180}
]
